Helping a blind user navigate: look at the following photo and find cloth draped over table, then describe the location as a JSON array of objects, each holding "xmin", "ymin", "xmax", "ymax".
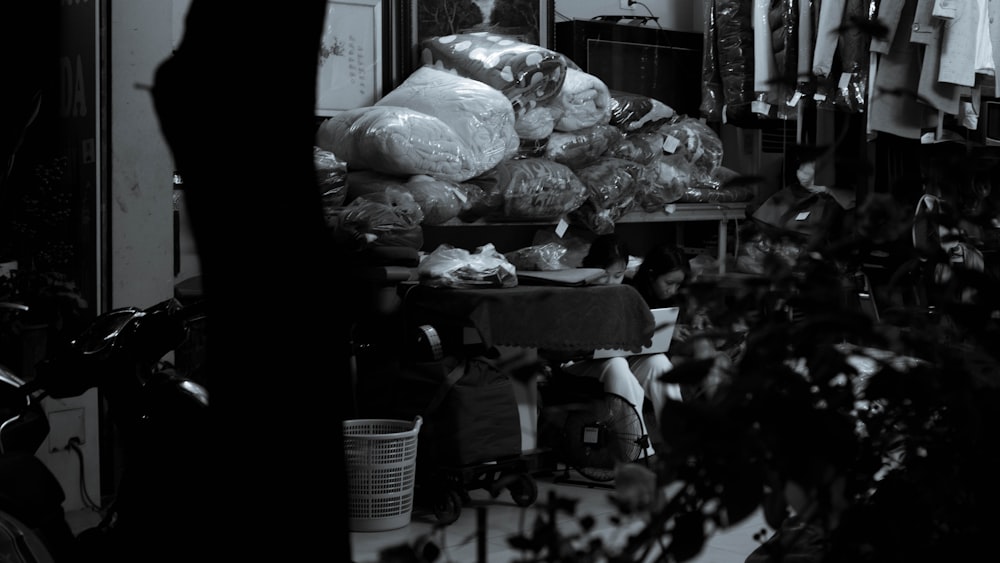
[{"xmin": 401, "ymin": 284, "xmax": 656, "ymax": 353}]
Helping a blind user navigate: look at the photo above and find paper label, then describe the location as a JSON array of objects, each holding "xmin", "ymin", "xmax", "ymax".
[
  {"xmin": 662, "ymin": 135, "xmax": 681, "ymax": 154},
  {"xmin": 448, "ymin": 185, "xmax": 468, "ymax": 204},
  {"xmin": 555, "ymin": 217, "xmax": 569, "ymax": 237},
  {"xmin": 787, "ymin": 91, "xmax": 802, "ymax": 107},
  {"xmin": 814, "ymin": 93, "xmax": 827, "ymax": 102},
  {"xmin": 751, "ymin": 100, "xmax": 771, "ymax": 115},
  {"xmin": 838, "ymin": 72, "xmax": 854, "ymax": 90},
  {"xmin": 795, "ymin": 211, "xmax": 811, "ymax": 221}
]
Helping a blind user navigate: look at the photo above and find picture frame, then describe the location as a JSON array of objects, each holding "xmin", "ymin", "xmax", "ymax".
[
  {"xmin": 399, "ymin": 0, "xmax": 555, "ymax": 79},
  {"xmin": 316, "ymin": 0, "xmax": 391, "ymax": 115}
]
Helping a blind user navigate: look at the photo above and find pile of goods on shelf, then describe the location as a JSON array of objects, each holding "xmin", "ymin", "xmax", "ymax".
[{"xmin": 317, "ymin": 32, "xmax": 756, "ymax": 250}]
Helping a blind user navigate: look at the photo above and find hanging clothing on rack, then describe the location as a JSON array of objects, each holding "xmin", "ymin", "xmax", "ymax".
[
  {"xmin": 913, "ymin": 0, "xmax": 962, "ymax": 116},
  {"xmin": 869, "ymin": 0, "xmax": 937, "ymax": 138}
]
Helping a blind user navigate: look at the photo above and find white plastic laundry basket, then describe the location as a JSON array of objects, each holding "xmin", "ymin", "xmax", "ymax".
[{"xmin": 343, "ymin": 416, "xmax": 422, "ymax": 532}]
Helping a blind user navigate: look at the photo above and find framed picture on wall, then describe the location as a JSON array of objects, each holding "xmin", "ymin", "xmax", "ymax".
[
  {"xmin": 316, "ymin": 0, "xmax": 393, "ymax": 115},
  {"xmin": 400, "ymin": 0, "xmax": 555, "ymax": 78}
]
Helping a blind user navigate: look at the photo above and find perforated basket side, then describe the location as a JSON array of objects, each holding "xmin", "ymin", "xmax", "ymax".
[{"xmin": 343, "ymin": 417, "xmax": 422, "ymax": 532}]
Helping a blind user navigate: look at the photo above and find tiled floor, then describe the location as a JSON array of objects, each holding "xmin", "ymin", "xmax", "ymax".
[
  {"xmin": 350, "ymin": 470, "xmax": 772, "ymax": 563},
  {"xmin": 64, "ymin": 469, "xmax": 771, "ymax": 563}
]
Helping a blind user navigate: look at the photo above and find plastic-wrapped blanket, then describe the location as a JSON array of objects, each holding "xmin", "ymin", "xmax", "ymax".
[
  {"xmin": 544, "ymin": 67, "xmax": 612, "ymax": 131},
  {"xmin": 316, "ymin": 105, "xmax": 477, "ymax": 182},
  {"xmin": 486, "ymin": 157, "xmax": 587, "ymax": 221},
  {"xmin": 637, "ymin": 153, "xmax": 694, "ymax": 210},
  {"xmin": 608, "ymin": 91, "xmax": 676, "ymax": 133},
  {"xmin": 569, "ymin": 157, "xmax": 644, "ymax": 234},
  {"xmin": 515, "ymin": 106, "xmax": 556, "ymax": 140},
  {"xmin": 544, "ymin": 124, "xmax": 623, "ymax": 170},
  {"xmin": 420, "ymin": 32, "xmax": 568, "ymax": 115},
  {"xmin": 329, "ymin": 187, "xmax": 425, "ymax": 250},
  {"xmin": 654, "ymin": 117, "xmax": 724, "ymax": 179},
  {"xmin": 346, "ymin": 171, "xmax": 466, "ymax": 225},
  {"xmin": 377, "ymin": 66, "xmax": 519, "ymax": 172},
  {"xmin": 314, "ymin": 146, "xmax": 348, "ymax": 209}
]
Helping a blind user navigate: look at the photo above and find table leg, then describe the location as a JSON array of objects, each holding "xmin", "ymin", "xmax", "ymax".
[{"xmin": 718, "ymin": 219, "xmax": 728, "ymax": 274}]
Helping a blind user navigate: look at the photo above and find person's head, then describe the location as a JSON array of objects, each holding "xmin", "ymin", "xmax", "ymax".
[
  {"xmin": 582, "ymin": 234, "xmax": 628, "ymax": 285},
  {"xmin": 796, "ymin": 160, "xmax": 816, "ymax": 189},
  {"xmin": 636, "ymin": 244, "xmax": 689, "ymax": 302}
]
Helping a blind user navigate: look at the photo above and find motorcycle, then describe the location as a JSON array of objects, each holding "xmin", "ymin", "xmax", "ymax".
[{"xmin": 0, "ymin": 296, "xmax": 209, "ymax": 562}]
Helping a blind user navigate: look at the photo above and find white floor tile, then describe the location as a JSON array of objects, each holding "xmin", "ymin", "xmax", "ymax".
[{"xmin": 350, "ymin": 475, "xmax": 772, "ymax": 563}]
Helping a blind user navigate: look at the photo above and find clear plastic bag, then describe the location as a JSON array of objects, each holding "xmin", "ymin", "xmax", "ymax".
[
  {"xmin": 314, "ymin": 146, "xmax": 348, "ymax": 208},
  {"xmin": 504, "ymin": 242, "xmax": 570, "ymax": 271},
  {"xmin": 417, "ymin": 243, "xmax": 518, "ymax": 288}
]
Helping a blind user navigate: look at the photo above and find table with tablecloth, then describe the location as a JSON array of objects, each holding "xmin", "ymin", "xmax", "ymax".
[
  {"xmin": 397, "ymin": 283, "xmax": 656, "ymax": 455},
  {"xmin": 399, "ymin": 283, "xmax": 656, "ymax": 353}
]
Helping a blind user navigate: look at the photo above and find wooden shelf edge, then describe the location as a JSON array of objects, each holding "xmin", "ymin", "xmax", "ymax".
[{"xmin": 425, "ymin": 202, "xmax": 750, "ymax": 227}]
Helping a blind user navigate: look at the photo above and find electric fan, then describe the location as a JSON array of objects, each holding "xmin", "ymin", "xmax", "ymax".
[{"xmin": 560, "ymin": 392, "xmax": 649, "ymax": 482}]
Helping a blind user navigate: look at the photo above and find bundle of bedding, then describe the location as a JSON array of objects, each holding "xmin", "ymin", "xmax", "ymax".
[
  {"xmin": 654, "ymin": 116, "xmax": 725, "ymax": 175},
  {"xmin": 316, "ymin": 106, "xmax": 476, "ymax": 182},
  {"xmin": 315, "ymin": 67, "xmax": 519, "ymax": 183},
  {"xmin": 329, "ymin": 187, "xmax": 425, "ymax": 250},
  {"xmin": 569, "ymin": 157, "xmax": 644, "ymax": 234},
  {"xmin": 486, "ymin": 157, "xmax": 587, "ymax": 221},
  {"xmin": 346, "ymin": 170, "xmax": 469, "ymax": 225},
  {"xmin": 636, "ymin": 153, "xmax": 696, "ymax": 210},
  {"xmin": 420, "ymin": 32, "xmax": 569, "ymax": 115},
  {"xmin": 377, "ymin": 66, "xmax": 519, "ymax": 171},
  {"xmin": 607, "ymin": 90, "xmax": 676, "ymax": 133},
  {"xmin": 544, "ymin": 124, "xmax": 623, "ymax": 169},
  {"xmin": 606, "ymin": 130, "xmax": 667, "ymax": 165},
  {"xmin": 314, "ymin": 146, "xmax": 348, "ymax": 209},
  {"xmin": 542, "ymin": 67, "xmax": 612, "ymax": 131}
]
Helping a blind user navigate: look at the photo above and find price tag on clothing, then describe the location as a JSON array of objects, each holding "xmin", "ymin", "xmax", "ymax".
[
  {"xmin": 751, "ymin": 100, "xmax": 771, "ymax": 115},
  {"xmin": 787, "ymin": 91, "xmax": 802, "ymax": 107},
  {"xmin": 662, "ymin": 135, "xmax": 681, "ymax": 154},
  {"xmin": 795, "ymin": 211, "xmax": 811, "ymax": 221},
  {"xmin": 814, "ymin": 93, "xmax": 827, "ymax": 102},
  {"xmin": 839, "ymin": 72, "xmax": 854, "ymax": 90},
  {"xmin": 555, "ymin": 217, "xmax": 569, "ymax": 237}
]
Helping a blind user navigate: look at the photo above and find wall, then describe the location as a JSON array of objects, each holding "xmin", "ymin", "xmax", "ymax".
[
  {"xmin": 109, "ymin": 0, "xmax": 178, "ymax": 310},
  {"xmin": 39, "ymin": 0, "xmax": 187, "ymax": 516},
  {"xmin": 555, "ymin": 0, "xmax": 703, "ymax": 33}
]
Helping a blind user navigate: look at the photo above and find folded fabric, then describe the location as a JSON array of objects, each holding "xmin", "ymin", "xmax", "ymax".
[
  {"xmin": 637, "ymin": 153, "xmax": 695, "ymax": 210},
  {"xmin": 545, "ymin": 124, "xmax": 623, "ymax": 170},
  {"xmin": 314, "ymin": 146, "xmax": 348, "ymax": 208},
  {"xmin": 377, "ymin": 66, "xmax": 519, "ymax": 174},
  {"xmin": 346, "ymin": 170, "xmax": 464, "ymax": 225},
  {"xmin": 487, "ymin": 157, "xmax": 588, "ymax": 221},
  {"xmin": 545, "ymin": 67, "xmax": 613, "ymax": 132},
  {"xmin": 315, "ymin": 105, "xmax": 476, "ymax": 182},
  {"xmin": 654, "ymin": 117, "xmax": 725, "ymax": 174},
  {"xmin": 420, "ymin": 32, "xmax": 568, "ymax": 115},
  {"xmin": 680, "ymin": 185, "xmax": 756, "ymax": 203},
  {"xmin": 515, "ymin": 105, "xmax": 556, "ymax": 140},
  {"xmin": 570, "ymin": 156, "xmax": 644, "ymax": 234},
  {"xmin": 330, "ymin": 187, "xmax": 425, "ymax": 250},
  {"xmin": 606, "ymin": 130, "xmax": 666, "ymax": 165},
  {"xmin": 608, "ymin": 90, "xmax": 676, "ymax": 133}
]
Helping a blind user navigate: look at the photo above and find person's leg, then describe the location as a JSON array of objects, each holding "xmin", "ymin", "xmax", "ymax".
[{"xmin": 628, "ymin": 353, "xmax": 682, "ymax": 422}]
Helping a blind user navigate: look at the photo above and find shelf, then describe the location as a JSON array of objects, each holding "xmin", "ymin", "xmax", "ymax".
[
  {"xmin": 618, "ymin": 203, "xmax": 749, "ymax": 223},
  {"xmin": 426, "ymin": 202, "xmax": 749, "ymax": 227},
  {"xmin": 423, "ymin": 202, "xmax": 750, "ymax": 274}
]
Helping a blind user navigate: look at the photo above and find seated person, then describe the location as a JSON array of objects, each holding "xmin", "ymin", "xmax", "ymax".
[
  {"xmin": 629, "ymin": 243, "xmax": 737, "ymax": 401},
  {"xmin": 551, "ymin": 235, "xmax": 682, "ymax": 459}
]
